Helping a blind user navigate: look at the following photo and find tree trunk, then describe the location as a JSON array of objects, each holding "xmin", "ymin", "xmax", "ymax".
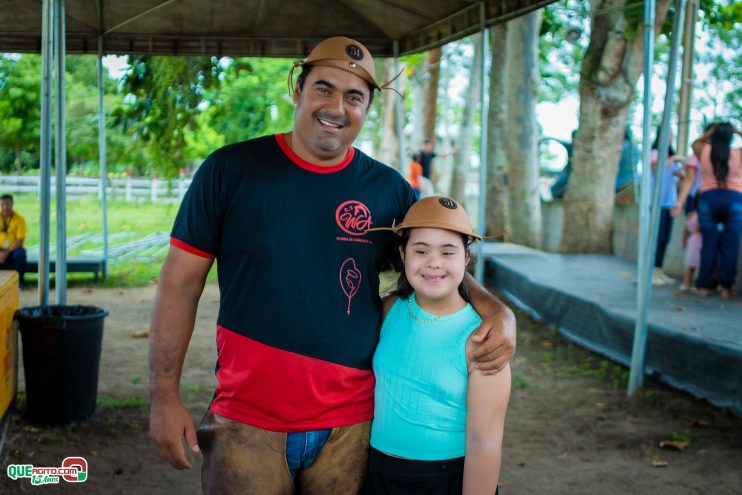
[
  {"xmin": 486, "ymin": 25, "xmax": 510, "ymax": 237},
  {"xmin": 423, "ymin": 48, "xmax": 442, "ymax": 143},
  {"xmin": 450, "ymin": 36, "xmax": 483, "ymax": 203},
  {"xmin": 377, "ymin": 59, "xmax": 401, "ymax": 171},
  {"xmin": 504, "ymin": 12, "xmax": 542, "ymax": 249},
  {"xmin": 411, "ymin": 57, "xmax": 427, "ymax": 148},
  {"xmin": 560, "ymin": 0, "xmax": 672, "ymax": 253}
]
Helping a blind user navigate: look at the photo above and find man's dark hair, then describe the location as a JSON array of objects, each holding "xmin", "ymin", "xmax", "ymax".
[
  {"xmin": 0, "ymin": 194, "xmax": 13, "ymax": 202},
  {"xmin": 296, "ymin": 64, "xmax": 375, "ymax": 107}
]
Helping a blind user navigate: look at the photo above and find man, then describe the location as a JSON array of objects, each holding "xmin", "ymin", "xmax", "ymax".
[
  {"xmin": 0, "ymin": 194, "xmax": 27, "ymax": 287},
  {"xmin": 418, "ymin": 139, "xmax": 455, "ymax": 196},
  {"xmin": 149, "ymin": 37, "xmax": 516, "ymax": 495}
]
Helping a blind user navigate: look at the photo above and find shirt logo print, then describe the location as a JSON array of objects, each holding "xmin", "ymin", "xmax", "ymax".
[
  {"xmin": 335, "ymin": 200, "xmax": 372, "ymax": 236},
  {"xmin": 340, "ymin": 258, "xmax": 362, "ymax": 315}
]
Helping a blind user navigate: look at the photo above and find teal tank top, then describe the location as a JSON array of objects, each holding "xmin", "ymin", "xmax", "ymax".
[{"xmin": 370, "ymin": 294, "xmax": 482, "ymax": 460}]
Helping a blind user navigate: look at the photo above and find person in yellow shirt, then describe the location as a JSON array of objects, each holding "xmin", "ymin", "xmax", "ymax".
[{"xmin": 0, "ymin": 194, "xmax": 27, "ymax": 287}]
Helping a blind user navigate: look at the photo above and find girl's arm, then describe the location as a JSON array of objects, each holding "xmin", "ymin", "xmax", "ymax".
[
  {"xmin": 463, "ymin": 359, "xmax": 511, "ymax": 495},
  {"xmin": 670, "ymin": 166, "xmax": 696, "ymax": 217}
]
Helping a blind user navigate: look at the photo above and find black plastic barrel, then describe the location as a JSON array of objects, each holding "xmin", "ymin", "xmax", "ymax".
[{"xmin": 16, "ymin": 305, "xmax": 108, "ymax": 425}]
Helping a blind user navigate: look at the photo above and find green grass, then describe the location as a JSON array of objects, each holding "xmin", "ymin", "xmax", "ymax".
[
  {"xmin": 96, "ymin": 396, "xmax": 148, "ymax": 409},
  {"xmin": 11, "ymin": 193, "xmax": 218, "ymax": 287}
]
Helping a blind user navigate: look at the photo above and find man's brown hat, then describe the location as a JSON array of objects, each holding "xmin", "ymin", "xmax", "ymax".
[
  {"xmin": 289, "ymin": 36, "xmax": 400, "ymax": 94},
  {"xmin": 372, "ymin": 196, "xmax": 482, "ymax": 240}
]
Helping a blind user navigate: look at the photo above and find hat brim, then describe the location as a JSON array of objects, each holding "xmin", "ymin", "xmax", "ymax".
[{"xmin": 367, "ymin": 221, "xmax": 482, "ymax": 240}]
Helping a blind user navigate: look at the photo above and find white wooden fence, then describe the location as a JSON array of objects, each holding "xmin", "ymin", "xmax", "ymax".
[{"xmin": 0, "ymin": 175, "xmax": 192, "ymax": 203}]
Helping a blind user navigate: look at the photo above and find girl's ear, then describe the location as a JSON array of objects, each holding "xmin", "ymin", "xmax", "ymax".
[{"xmin": 399, "ymin": 245, "xmax": 405, "ymax": 261}]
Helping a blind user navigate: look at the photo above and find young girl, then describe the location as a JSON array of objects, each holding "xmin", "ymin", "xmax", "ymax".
[
  {"xmin": 679, "ymin": 199, "xmax": 702, "ymax": 292},
  {"xmin": 364, "ymin": 196, "xmax": 511, "ymax": 495}
]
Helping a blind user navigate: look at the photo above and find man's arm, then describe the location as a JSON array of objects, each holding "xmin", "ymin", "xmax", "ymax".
[
  {"xmin": 7, "ymin": 237, "xmax": 24, "ymax": 252},
  {"xmin": 464, "ymin": 273, "xmax": 516, "ymax": 374},
  {"xmin": 149, "ymin": 246, "xmax": 213, "ymax": 469}
]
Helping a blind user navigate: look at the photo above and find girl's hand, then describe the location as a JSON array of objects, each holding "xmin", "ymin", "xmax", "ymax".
[{"xmin": 670, "ymin": 200, "xmax": 684, "ymax": 217}]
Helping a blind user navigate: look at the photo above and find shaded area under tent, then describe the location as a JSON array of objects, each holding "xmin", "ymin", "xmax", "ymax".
[{"xmin": 483, "ymin": 242, "xmax": 742, "ymax": 416}]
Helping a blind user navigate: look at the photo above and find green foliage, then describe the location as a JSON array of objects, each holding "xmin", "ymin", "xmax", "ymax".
[
  {"xmin": 204, "ymin": 58, "xmax": 293, "ymax": 145},
  {"xmin": 0, "ymin": 55, "xmax": 41, "ymax": 173},
  {"xmin": 112, "ymin": 56, "xmax": 224, "ymax": 176},
  {"xmin": 538, "ymin": 0, "xmax": 589, "ymax": 103},
  {"xmin": 693, "ymin": 1, "xmax": 742, "ymax": 125}
]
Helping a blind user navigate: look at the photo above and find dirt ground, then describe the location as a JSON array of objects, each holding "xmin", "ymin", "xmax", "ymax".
[{"xmin": 1, "ymin": 284, "xmax": 740, "ymax": 494}]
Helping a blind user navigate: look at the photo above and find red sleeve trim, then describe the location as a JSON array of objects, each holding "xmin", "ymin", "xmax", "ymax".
[
  {"xmin": 274, "ymin": 133, "xmax": 355, "ymax": 174},
  {"xmin": 170, "ymin": 237, "xmax": 215, "ymax": 259}
]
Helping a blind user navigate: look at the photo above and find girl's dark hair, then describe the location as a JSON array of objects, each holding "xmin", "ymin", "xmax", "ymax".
[
  {"xmin": 393, "ymin": 229, "xmax": 473, "ymax": 303},
  {"xmin": 710, "ymin": 122, "xmax": 733, "ymax": 189},
  {"xmin": 651, "ymin": 131, "xmax": 676, "ymax": 156}
]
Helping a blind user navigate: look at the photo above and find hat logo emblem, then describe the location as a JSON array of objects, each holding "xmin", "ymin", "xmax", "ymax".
[
  {"xmin": 439, "ymin": 198, "xmax": 458, "ymax": 210},
  {"xmin": 346, "ymin": 44, "xmax": 364, "ymax": 61}
]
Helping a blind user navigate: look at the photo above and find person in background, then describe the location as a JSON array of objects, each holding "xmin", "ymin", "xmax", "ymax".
[
  {"xmin": 408, "ymin": 151, "xmax": 423, "ymax": 200},
  {"xmin": 650, "ymin": 132, "xmax": 685, "ymax": 286},
  {"xmin": 0, "ymin": 194, "xmax": 27, "ymax": 288},
  {"xmin": 679, "ymin": 197, "xmax": 701, "ymax": 293},
  {"xmin": 673, "ymin": 122, "xmax": 742, "ymax": 298},
  {"xmin": 418, "ymin": 140, "xmax": 457, "ymax": 197},
  {"xmin": 543, "ymin": 130, "xmax": 576, "ymax": 200},
  {"xmin": 615, "ymin": 128, "xmax": 640, "ymax": 196}
]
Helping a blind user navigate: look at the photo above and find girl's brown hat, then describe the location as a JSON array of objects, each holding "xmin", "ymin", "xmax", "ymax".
[{"xmin": 372, "ymin": 196, "xmax": 482, "ymax": 240}]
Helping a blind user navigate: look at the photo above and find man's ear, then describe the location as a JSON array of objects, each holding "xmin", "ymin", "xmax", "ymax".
[{"xmin": 293, "ymin": 83, "xmax": 301, "ymax": 104}]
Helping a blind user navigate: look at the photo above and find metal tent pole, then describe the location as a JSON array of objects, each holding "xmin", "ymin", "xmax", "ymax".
[
  {"xmin": 394, "ymin": 41, "xmax": 405, "ymax": 174},
  {"xmin": 38, "ymin": 0, "xmax": 54, "ymax": 307},
  {"xmin": 54, "ymin": 0, "xmax": 67, "ymax": 304},
  {"xmin": 628, "ymin": 0, "xmax": 686, "ymax": 396},
  {"xmin": 97, "ymin": 36, "xmax": 109, "ymax": 279},
  {"xmin": 475, "ymin": 2, "xmax": 488, "ymax": 283}
]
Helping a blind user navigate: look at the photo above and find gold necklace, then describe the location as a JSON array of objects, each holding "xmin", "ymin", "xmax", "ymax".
[{"xmin": 408, "ymin": 295, "xmax": 440, "ymax": 323}]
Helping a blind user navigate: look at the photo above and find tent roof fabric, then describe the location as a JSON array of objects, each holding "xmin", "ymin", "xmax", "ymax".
[{"xmin": 0, "ymin": 0, "xmax": 555, "ymax": 57}]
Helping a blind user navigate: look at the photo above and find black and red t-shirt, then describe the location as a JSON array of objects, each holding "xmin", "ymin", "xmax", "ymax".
[{"xmin": 171, "ymin": 134, "xmax": 416, "ymax": 432}]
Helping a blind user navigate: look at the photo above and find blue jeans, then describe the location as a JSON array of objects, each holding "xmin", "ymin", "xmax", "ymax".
[
  {"xmin": 654, "ymin": 207, "xmax": 673, "ymax": 268},
  {"xmin": 696, "ymin": 189, "xmax": 742, "ymax": 289},
  {"xmin": 0, "ymin": 247, "xmax": 26, "ymax": 285},
  {"xmin": 285, "ymin": 428, "xmax": 331, "ymax": 480}
]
